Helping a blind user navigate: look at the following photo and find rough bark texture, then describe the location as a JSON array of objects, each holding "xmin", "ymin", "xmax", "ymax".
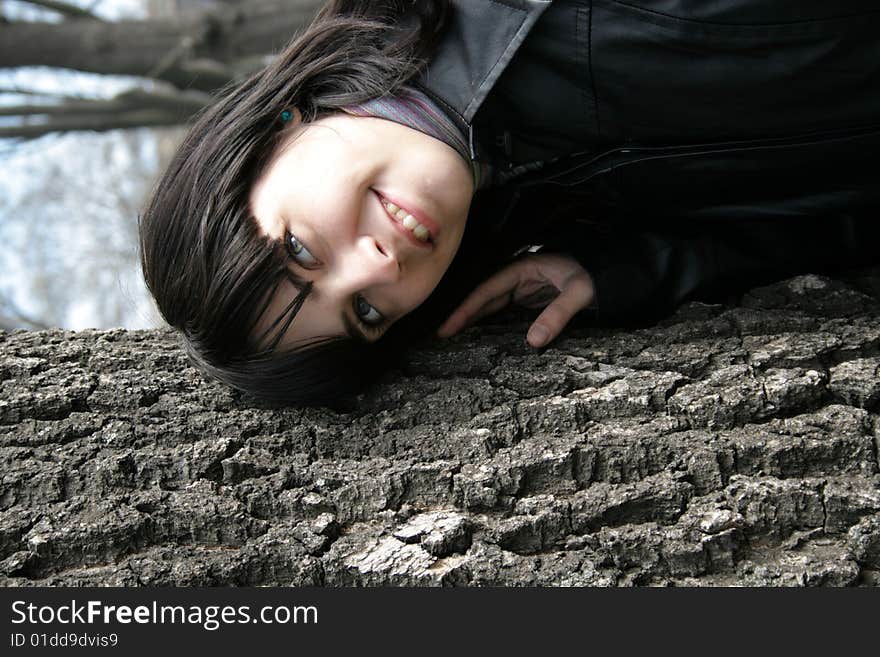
[{"xmin": 2, "ymin": 271, "xmax": 879, "ymax": 587}]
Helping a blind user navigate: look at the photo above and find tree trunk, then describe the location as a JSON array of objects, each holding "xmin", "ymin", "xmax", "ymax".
[
  {"xmin": 0, "ymin": 0, "xmax": 323, "ymax": 92},
  {"xmin": 1, "ymin": 270, "xmax": 879, "ymax": 586}
]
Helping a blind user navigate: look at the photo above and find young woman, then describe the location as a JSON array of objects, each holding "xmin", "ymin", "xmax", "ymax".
[{"xmin": 140, "ymin": 0, "xmax": 880, "ymax": 405}]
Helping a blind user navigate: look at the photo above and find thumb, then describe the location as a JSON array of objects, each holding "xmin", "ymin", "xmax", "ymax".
[{"xmin": 526, "ymin": 274, "xmax": 594, "ymax": 348}]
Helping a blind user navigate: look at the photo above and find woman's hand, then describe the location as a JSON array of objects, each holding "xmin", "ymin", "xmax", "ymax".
[{"xmin": 436, "ymin": 253, "xmax": 595, "ymax": 348}]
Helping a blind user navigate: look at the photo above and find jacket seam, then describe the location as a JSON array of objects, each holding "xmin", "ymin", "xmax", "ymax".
[
  {"xmin": 581, "ymin": 3, "xmax": 601, "ymax": 138},
  {"xmin": 600, "ymin": 0, "xmax": 880, "ymax": 29}
]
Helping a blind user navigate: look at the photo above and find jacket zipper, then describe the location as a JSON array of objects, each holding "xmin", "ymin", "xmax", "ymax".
[{"xmin": 526, "ymin": 123, "xmax": 880, "ymax": 189}]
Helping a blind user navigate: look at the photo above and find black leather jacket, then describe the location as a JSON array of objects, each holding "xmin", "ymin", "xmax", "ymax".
[{"xmin": 417, "ymin": 0, "xmax": 880, "ymax": 323}]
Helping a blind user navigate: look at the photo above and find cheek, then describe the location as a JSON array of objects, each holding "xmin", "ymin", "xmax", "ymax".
[
  {"xmin": 419, "ymin": 157, "xmax": 463, "ymax": 190},
  {"xmin": 412, "ymin": 258, "xmax": 454, "ymax": 304}
]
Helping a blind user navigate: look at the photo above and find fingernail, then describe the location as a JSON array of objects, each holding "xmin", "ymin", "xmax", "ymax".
[{"xmin": 527, "ymin": 325, "xmax": 549, "ymax": 347}]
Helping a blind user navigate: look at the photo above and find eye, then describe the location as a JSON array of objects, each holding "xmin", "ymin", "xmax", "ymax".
[
  {"xmin": 354, "ymin": 295, "xmax": 385, "ymax": 327},
  {"xmin": 284, "ymin": 231, "xmax": 321, "ymax": 269}
]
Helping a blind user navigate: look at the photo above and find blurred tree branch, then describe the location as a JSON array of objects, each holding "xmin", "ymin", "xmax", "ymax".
[
  {"xmin": 0, "ymin": 109, "xmax": 189, "ymax": 138},
  {"xmin": 17, "ymin": 0, "xmax": 104, "ymax": 21},
  {"xmin": 0, "ymin": 87, "xmax": 212, "ymax": 116},
  {"xmin": 0, "ymin": 87, "xmax": 213, "ymax": 138},
  {"xmin": 0, "ymin": 86, "xmax": 89, "ymax": 98},
  {"xmin": 0, "ymin": 0, "xmax": 323, "ymax": 137},
  {"xmin": 0, "ymin": 295, "xmax": 52, "ymax": 330},
  {"xmin": 0, "ymin": 1, "xmax": 322, "ymax": 91}
]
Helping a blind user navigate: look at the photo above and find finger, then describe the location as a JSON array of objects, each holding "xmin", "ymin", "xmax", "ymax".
[
  {"xmin": 526, "ymin": 273, "xmax": 594, "ymax": 348},
  {"xmin": 437, "ymin": 288, "xmax": 513, "ymax": 337},
  {"xmin": 462, "ymin": 291, "xmax": 514, "ymax": 329},
  {"xmin": 437, "ymin": 264, "xmax": 526, "ymax": 336}
]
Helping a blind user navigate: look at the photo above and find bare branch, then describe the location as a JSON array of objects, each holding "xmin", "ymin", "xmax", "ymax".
[
  {"xmin": 117, "ymin": 86, "xmax": 213, "ymax": 113},
  {"xmin": 0, "ymin": 1, "xmax": 322, "ymax": 92},
  {"xmin": 0, "ymin": 86, "xmax": 86, "ymax": 99},
  {"xmin": 146, "ymin": 35, "xmax": 196, "ymax": 80},
  {"xmin": 0, "ymin": 295, "xmax": 52, "ymax": 330},
  {"xmin": 0, "ymin": 86, "xmax": 211, "ymax": 120},
  {"xmin": 0, "ymin": 108, "xmax": 191, "ymax": 139},
  {"xmin": 16, "ymin": 0, "xmax": 104, "ymax": 21},
  {"xmin": 0, "ymin": 102, "xmax": 68, "ymax": 116}
]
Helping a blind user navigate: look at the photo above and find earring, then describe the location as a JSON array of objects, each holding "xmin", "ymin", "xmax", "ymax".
[{"xmin": 280, "ymin": 108, "xmax": 302, "ymax": 125}]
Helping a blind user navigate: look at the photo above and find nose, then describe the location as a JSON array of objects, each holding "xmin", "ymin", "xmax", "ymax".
[{"xmin": 344, "ymin": 235, "xmax": 400, "ymax": 288}]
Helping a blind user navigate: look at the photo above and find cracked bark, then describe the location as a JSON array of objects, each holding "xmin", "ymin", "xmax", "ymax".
[{"xmin": 1, "ymin": 270, "xmax": 879, "ymax": 586}]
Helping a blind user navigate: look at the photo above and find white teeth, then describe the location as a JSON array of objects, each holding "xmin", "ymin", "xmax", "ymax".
[{"xmin": 382, "ymin": 199, "xmax": 431, "ymax": 242}]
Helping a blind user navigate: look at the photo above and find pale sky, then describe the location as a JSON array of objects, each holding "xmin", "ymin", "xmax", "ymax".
[{"xmin": 0, "ymin": 0, "xmax": 167, "ymax": 329}]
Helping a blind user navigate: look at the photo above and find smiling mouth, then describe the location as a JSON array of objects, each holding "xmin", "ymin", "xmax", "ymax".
[{"xmin": 375, "ymin": 192, "xmax": 436, "ymax": 245}]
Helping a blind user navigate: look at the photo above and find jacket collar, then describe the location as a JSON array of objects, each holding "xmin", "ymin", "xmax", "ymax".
[{"xmin": 416, "ymin": 1, "xmax": 552, "ymax": 129}]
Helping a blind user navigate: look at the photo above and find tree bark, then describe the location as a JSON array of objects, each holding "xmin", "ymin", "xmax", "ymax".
[
  {"xmin": 0, "ymin": 0, "xmax": 323, "ymax": 92},
  {"xmin": 1, "ymin": 270, "xmax": 879, "ymax": 586}
]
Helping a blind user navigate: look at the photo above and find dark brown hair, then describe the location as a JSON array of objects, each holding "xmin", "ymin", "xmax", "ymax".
[{"xmin": 139, "ymin": 0, "xmax": 460, "ymax": 406}]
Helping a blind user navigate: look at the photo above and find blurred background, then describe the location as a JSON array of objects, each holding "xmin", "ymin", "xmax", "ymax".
[{"xmin": 0, "ymin": 0, "xmax": 321, "ymax": 330}]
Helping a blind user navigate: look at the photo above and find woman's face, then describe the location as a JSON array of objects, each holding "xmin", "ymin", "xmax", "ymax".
[{"xmin": 250, "ymin": 112, "xmax": 474, "ymax": 347}]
